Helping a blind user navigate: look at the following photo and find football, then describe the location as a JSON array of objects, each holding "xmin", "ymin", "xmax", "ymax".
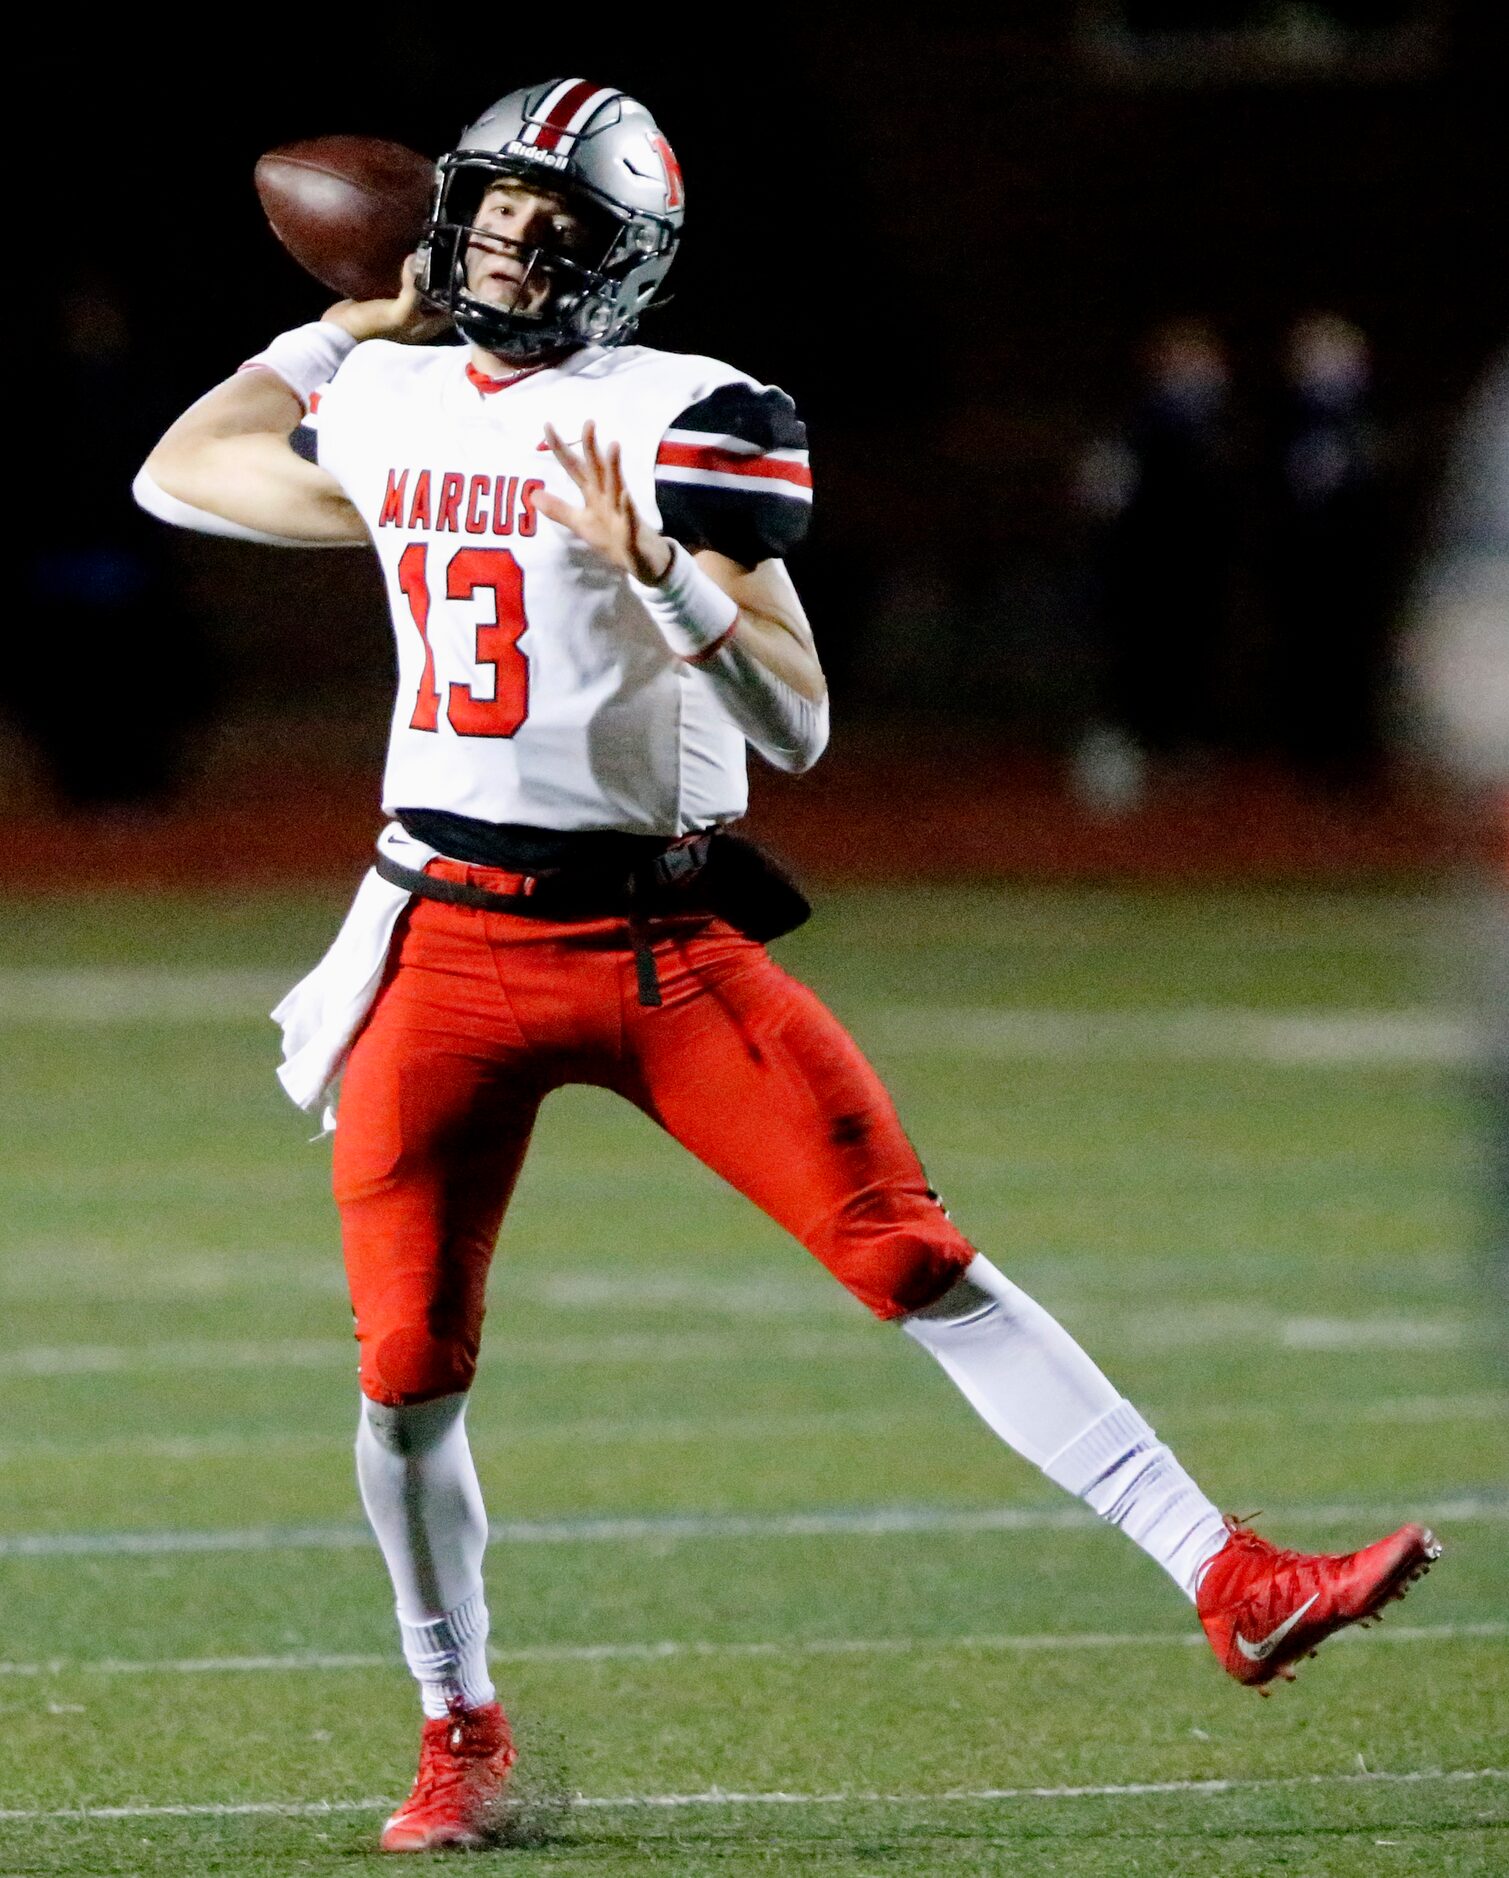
[{"xmin": 254, "ymin": 135, "xmax": 435, "ymax": 302}]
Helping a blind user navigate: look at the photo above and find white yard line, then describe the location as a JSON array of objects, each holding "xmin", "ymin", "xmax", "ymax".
[
  {"xmin": 1, "ymin": 1496, "xmax": 1502, "ymax": 1561},
  {"xmin": 0, "ymin": 1766, "xmax": 1501, "ymax": 1823},
  {"xmin": 6, "ymin": 1339, "xmax": 353, "ymax": 1378},
  {"xmin": 0, "ymin": 969, "xmax": 291, "ymax": 1022},
  {"xmin": 1, "ymin": 1621, "xmax": 1502, "ymax": 1682},
  {"xmin": 3, "ymin": 1310, "xmax": 1479, "ymax": 1381},
  {"xmin": 1, "ymin": 1392, "xmax": 1501, "ymax": 1467},
  {"xmin": 0, "ymin": 1243, "xmax": 1468, "ymax": 1305},
  {"xmin": 0, "ymin": 971, "xmax": 1475, "ymax": 1065},
  {"xmin": 2, "ymin": 1330, "xmax": 872, "ymax": 1378},
  {"xmin": 863, "ymin": 1007, "xmax": 1476, "ymax": 1067}
]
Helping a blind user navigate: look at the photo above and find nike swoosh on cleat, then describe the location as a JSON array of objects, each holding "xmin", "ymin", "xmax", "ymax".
[{"xmin": 1235, "ymin": 1592, "xmax": 1321, "ymax": 1662}]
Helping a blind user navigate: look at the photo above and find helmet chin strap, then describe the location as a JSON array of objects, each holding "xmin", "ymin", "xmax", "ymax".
[
  {"xmin": 454, "ymin": 302, "xmax": 581, "ymax": 365},
  {"xmin": 447, "ymin": 230, "xmax": 604, "ymax": 363}
]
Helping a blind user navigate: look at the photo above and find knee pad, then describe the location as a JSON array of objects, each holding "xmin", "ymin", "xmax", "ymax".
[
  {"xmin": 359, "ymin": 1324, "xmax": 480, "ymax": 1408},
  {"xmin": 824, "ymin": 1222, "xmax": 975, "ymax": 1321}
]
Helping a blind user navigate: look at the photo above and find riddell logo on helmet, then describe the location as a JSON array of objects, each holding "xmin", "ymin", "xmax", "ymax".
[{"xmin": 504, "ymin": 140, "xmax": 569, "ymax": 170}]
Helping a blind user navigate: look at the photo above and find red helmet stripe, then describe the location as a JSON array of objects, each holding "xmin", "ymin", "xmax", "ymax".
[
  {"xmin": 518, "ymin": 78, "xmax": 582, "ymax": 146},
  {"xmin": 532, "ymin": 79, "xmax": 614, "ymax": 152}
]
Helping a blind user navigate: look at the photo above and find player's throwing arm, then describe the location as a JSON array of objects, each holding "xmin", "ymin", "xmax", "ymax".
[{"xmin": 136, "ymin": 258, "xmax": 444, "ymax": 546}]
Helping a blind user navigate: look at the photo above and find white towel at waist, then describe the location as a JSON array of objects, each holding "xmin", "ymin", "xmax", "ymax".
[{"xmin": 272, "ymin": 822, "xmax": 439, "ymax": 1115}]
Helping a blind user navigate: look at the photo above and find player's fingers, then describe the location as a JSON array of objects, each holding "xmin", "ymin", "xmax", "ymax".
[
  {"xmin": 582, "ymin": 419, "xmax": 609, "ymax": 488},
  {"xmin": 606, "ymin": 440, "xmax": 626, "ymax": 507},
  {"xmin": 543, "ymin": 424, "xmax": 590, "ymax": 490},
  {"xmin": 613, "ymin": 468, "xmax": 639, "ymax": 532},
  {"xmin": 530, "ymin": 489, "xmax": 584, "ymax": 531}
]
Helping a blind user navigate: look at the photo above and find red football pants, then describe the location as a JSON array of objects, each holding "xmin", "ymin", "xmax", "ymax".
[{"xmin": 333, "ymin": 865, "xmax": 975, "ymax": 1406}]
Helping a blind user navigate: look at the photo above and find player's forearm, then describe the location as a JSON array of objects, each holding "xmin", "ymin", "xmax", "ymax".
[
  {"xmin": 689, "ymin": 629, "xmax": 830, "ymax": 774},
  {"xmin": 719, "ymin": 602, "xmax": 826, "ymax": 702},
  {"xmin": 631, "ymin": 543, "xmax": 829, "ymax": 772}
]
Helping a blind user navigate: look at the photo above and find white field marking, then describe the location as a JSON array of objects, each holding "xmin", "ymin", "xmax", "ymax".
[
  {"xmin": 535, "ymin": 1272, "xmax": 851, "ymax": 1318},
  {"xmin": 2, "ymin": 1620, "xmax": 1503, "ymax": 1681},
  {"xmin": 864, "ymin": 1006, "xmax": 1475, "ymax": 1068},
  {"xmin": 0, "ymin": 1330, "xmax": 882, "ymax": 1380},
  {"xmin": 0, "ymin": 1408, "xmax": 920, "ymax": 1465},
  {"xmin": 0, "ymin": 1495, "xmax": 1501, "ymax": 1561},
  {"xmin": 0, "ymin": 968, "xmax": 292, "ymax": 1022},
  {"xmin": 0, "ymin": 1254, "xmax": 351, "ymax": 1303},
  {"xmin": 0, "ymin": 967, "xmax": 1473, "ymax": 1065},
  {"xmin": 0, "ymin": 1766, "xmax": 1502, "ymax": 1822},
  {"xmin": 1172, "ymin": 1390, "xmax": 1508, "ymax": 1427},
  {"xmin": 1280, "ymin": 1317, "xmax": 1474, "ymax": 1351},
  {"xmin": 0, "ymin": 1245, "xmax": 1471, "ymax": 1312},
  {"xmin": 1, "ymin": 1392, "xmax": 1502, "ymax": 1469},
  {"xmin": 5, "ymin": 1338, "xmax": 349, "ymax": 1378},
  {"xmin": 2, "ymin": 1307, "xmax": 1479, "ymax": 1383}
]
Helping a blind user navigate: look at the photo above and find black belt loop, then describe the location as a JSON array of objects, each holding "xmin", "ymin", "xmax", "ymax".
[{"xmin": 625, "ymin": 869, "xmax": 663, "ymax": 1009}]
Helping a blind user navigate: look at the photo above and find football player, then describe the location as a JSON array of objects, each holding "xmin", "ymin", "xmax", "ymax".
[{"xmin": 135, "ymin": 80, "xmax": 1440, "ymax": 1853}]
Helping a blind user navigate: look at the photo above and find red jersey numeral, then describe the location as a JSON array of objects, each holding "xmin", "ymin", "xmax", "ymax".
[
  {"xmin": 444, "ymin": 547, "xmax": 529, "ymax": 737},
  {"xmin": 397, "ymin": 543, "xmax": 440, "ymax": 731},
  {"xmin": 395, "ymin": 544, "xmax": 530, "ymax": 739}
]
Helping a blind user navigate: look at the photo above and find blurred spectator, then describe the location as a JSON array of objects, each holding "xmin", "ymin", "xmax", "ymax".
[
  {"xmin": 6, "ymin": 276, "xmax": 218, "ymax": 809},
  {"xmin": 1265, "ymin": 313, "xmax": 1391, "ymax": 790},
  {"xmin": 1076, "ymin": 317, "xmax": 1238, "ymax": 804},
  {"xmin": 1405, "ymin": 349, "xmax": 1509, "ymax": 792},
  {"xmin": 1402, "ymin": 346, "xmax": 1509, "ymax": 1371}
]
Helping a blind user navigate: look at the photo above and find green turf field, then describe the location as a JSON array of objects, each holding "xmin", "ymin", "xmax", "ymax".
[{"xmin": 1, "ymin": 884, "xmax": 1504, "ymax": 1875}]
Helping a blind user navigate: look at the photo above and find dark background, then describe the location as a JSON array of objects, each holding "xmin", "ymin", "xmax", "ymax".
[{"xmin": 8, "ymin": 5, "xmax": 1506, "ymax": 823}]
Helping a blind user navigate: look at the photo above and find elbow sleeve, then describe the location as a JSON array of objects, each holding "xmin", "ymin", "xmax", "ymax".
[{"xmin": 694, "ymin": 643, "xmax": 830, "ymax": 772}]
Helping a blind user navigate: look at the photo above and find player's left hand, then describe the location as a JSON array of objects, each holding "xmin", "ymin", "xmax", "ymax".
[{"xmin": 534, "ymin": 421, "xmax": 673, "ymax": 585}]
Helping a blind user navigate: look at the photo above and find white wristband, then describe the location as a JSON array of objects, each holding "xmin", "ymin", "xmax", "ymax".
[
  {"xmin": 628, "ymin": 540, "xmax": 739, "ymax": 661},
  {"xmin": 239, "ymin": 321, "xmax": 357, "ymax": 410}
]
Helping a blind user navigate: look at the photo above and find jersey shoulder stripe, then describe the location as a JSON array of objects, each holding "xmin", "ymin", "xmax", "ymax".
[
  {"xmin": 658, "ymin": 436, "xmax": 812, "ymax": 498},
  {"xmin": 654, "ymin": 380, "xmax": 812, "ymax": 564}
]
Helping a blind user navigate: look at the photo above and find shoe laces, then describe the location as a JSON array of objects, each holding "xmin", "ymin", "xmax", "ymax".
[
  {"xmin": 1218, "ymin": 1513, "xmax": 1342, "ymax": 1614},
  {"xmin": 404, "ymin": 1709, "xmax": 501, "ymax": 1810}
]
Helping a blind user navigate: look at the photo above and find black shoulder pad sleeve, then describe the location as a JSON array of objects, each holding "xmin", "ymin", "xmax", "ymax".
[{"xmin": 655, "ymin": 382, "xmax": 811, "ymax": 568}]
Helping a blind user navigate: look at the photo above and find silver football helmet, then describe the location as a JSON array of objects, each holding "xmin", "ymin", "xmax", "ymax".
[{"xmin": 419, "ymin": 79, "xmax": 685, "ymax": 361}]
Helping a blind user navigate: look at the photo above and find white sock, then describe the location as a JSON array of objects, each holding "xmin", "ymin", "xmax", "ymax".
[
  {"xmin": 397, "ymin": 1591, "xmax": 494, "ymax": 1721},
  {"xmin": 903, "ymin": 1255, "xmax": 1229, "ymax": 1600},
  {"xmin": 355, "ymin": 1392, "xmax": 497, "ymax": 1717}
]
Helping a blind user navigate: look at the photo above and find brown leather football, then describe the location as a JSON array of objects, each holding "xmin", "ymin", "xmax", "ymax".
[{"xmin": 254, "ymin": 136, "xmax": 435, "ymax": 301}]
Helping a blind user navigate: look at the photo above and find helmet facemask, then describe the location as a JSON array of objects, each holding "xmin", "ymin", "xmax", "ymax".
[{"xmin": 420, "ymin": 153, "xmax": 674, "ymax": 362}]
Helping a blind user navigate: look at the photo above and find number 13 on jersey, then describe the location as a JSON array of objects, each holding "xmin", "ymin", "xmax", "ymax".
[{"xmin": 396, "ymin": 544, "xmax": 531, "ymax": 738}]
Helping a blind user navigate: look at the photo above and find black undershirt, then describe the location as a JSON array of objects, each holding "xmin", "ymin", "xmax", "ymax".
[{"xmin": 397, "ymin": 807, "xmax": 672, "ymax": 872}]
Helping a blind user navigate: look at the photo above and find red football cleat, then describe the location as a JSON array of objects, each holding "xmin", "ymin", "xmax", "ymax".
[
  {"xmin": 1196, "ymin": 1515, "xmax": 1441, "ymax": 1689},
  {"xmin": 381, "ymin": 1699, "xmax": 518, "ymax": 1852}
]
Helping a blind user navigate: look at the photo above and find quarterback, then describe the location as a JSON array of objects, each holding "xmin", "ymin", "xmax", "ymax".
[{"xmin": 136, "ymin": 80, "xmax": 1439, "ymax": 1853}]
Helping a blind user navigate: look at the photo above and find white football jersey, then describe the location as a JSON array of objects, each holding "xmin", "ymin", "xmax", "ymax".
[{"xmin": 313, "ymin": 341, "xmax": 800, "ymax": 835}]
